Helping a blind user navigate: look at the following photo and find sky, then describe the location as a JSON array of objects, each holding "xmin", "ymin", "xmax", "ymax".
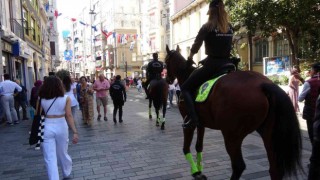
[{"xmin": 56, "ymin": 0, "xmax": 88, "ymax": 51}]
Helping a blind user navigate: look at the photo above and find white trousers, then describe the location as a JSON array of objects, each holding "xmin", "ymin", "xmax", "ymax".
[
  {"xmin": 0, "ymin": 95, "xmax": 18, "ymax": 123},
  {"xmin": 41, "ymin": 118, "xmax": 72, "ymax": 180}
]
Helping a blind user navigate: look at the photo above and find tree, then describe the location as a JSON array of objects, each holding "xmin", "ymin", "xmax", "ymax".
[
  {"xmin": 254, "ymin": 0, "xmax": 320, "ymax": 68},
  {"xmin": 225, "ymin": 0, "xmax": 262, "ymax": 70}
]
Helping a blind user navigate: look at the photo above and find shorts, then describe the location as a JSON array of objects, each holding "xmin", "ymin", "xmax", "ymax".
[{"xmin": 96, "ymin": 96, "xmax": 108, "ymax": 106}]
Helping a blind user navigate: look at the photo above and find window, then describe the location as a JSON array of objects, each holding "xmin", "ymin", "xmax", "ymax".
[
  {"xmin": 22, "ymin": 8, "xmax": 29, "ymax": 35},
  {"xmin": 35, "ymin": 0, "xmax": 39, "ymax": 13},
  {"xmin": 31, "ymin": 18, "xmax": 36, "ymax": 41},
  {"xmin": 254, "ymin": 39, "xmax": 269, "ymax": 63},
  {"xmin": 274, "ymin": 37, "xmax": 289, "ymax": 56},
  {"xmin": 38, "ymin": 25, "xmax": 41, "ymax": 45}
]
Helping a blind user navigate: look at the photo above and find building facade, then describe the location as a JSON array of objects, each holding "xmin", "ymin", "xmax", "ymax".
[{"xmin": 0, "ymin": 0, "xmax": 59, "ymax": 100}]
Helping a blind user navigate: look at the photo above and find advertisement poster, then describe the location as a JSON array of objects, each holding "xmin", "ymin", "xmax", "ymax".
[{"xmin": 263, "ymin": 56, "xmax": 291, "ymax": 75}]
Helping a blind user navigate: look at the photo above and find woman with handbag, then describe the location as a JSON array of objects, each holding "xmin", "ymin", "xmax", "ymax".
[{"xmin": 38, "ymin": 76, "xmax": 79, "ymax": 180}]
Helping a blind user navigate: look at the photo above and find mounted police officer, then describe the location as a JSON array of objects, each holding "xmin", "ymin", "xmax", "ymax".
[
  {"xmin": 181, "ymin": 0, "xmax": 233, "ymax": 129},
  {"xmin": 144, "ymin": 52, "xmax": 164, "ymax": 99}
]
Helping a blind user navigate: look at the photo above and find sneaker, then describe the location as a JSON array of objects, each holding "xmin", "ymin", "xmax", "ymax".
[
  {"xmin": 6, "ymin": 122, "xmax": 13, "ymax": 126},
  {"xmin": 97, "ymin": 115, "xmax": 101, "ymax": 121},
  {"xmin": 14, "ymin": 121, "xmax": 19, "ymax": 124},
  {"xmin": 104, "ymin": 117, "xmax": 108, "ymax": 121},
  {"xmin": 35, "ymin": 146, "xmax": 40, "ymax": 150}
]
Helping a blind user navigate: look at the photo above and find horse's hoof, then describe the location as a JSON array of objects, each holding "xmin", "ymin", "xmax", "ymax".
[
  {"xmin": 193, "ymin": 173, "xmax": 207, "ymax": 180},
  {"xmin": 161, "ymin": 124, "xmax": 165, "ymax": 130},
  {"xmin": 149, "ymin": 115, "xmax": 152, "ymax": 119},
  {"xmin": 156, "ymin": 122, "xmax": 159, "ymax": 126}
]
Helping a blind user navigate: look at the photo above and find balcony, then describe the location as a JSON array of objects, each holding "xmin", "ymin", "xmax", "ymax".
[{"xmin": 12, "ymin": 20, "xmax": 24, "ymax": 39}]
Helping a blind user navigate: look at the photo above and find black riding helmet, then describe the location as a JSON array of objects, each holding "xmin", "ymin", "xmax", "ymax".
[
  {"xmin": 152, "ymin": 52, "xmax": 159, "ymax": 60},
  {"xmin": 209, "ymin": 0, "xmax": 223, "ymax": 8}
]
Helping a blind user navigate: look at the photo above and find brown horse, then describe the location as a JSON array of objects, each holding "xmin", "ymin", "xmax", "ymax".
[
  {"xmin": 148, "ymin": 78, "xmax": 168, "ymax": 130},
  {"xmin": 165, "ymin": 45, "xmax": 302, "ymax": 180}
]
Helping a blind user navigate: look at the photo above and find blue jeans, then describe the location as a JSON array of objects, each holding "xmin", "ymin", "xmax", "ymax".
[{"xmin": 168, "ymin": 90, "xmax": 174, "ymax": 105}]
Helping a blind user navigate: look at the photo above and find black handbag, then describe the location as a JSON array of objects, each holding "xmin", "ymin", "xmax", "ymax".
[{"xmin": 29, "ymin": 98, "xmax": 57, "ymax": 145}]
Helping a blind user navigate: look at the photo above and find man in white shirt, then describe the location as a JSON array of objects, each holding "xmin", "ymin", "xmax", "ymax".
[{"xmin": 0, "ymin": 74, "xmax": 22, "ymax": 125}]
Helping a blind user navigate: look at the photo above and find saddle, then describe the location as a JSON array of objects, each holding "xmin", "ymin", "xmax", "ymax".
[{"xmin": 194, "ymin": 60, "xmax": 238, "ymax": 103}]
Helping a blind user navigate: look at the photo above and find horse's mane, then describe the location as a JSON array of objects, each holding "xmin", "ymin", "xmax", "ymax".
[{"xmin": 172, "ymin": 51, "xmax": 196, "ymax": 80}]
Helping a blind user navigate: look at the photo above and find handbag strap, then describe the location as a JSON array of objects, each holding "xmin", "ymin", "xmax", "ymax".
[{"xmin": 35, "ymin": 97, "xmax": 58, "ymax": 116}]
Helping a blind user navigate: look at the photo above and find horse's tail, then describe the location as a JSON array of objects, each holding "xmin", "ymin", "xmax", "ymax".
[
  {"xmin": 261, "ymin": 83, "xmax": 302, "ymax": 177},
  {"xmin": 152, "ymin": 81, "xmax": 163, "ymax": 110}
]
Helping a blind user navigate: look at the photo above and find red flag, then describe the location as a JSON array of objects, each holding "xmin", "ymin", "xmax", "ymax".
[
  {"xmin": 54, "ymin": 10, "xmax": 58, "ymax": 18},
  {"xmin": 101, "ymin": 30, "xmax": 113, "ymax": 39},
  {"xmin": 71, "ymin": 18, "xmax": 77, "ymax": 21}
]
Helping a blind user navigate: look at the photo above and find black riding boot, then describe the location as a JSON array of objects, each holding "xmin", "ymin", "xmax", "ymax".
[{"xmin": 182, "ymin": 91, "xmax": 199, "ymax": 129}]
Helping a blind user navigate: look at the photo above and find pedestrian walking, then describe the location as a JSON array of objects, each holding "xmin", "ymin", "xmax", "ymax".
[
  {"xmin": 38, "ymin": 76, "xmax": 78, "ymax": 180},
  {"xmin": 14, "ymin": 79, "xmax": 28, "ymax": 120},
  {"xmin": 0, "ymin": 74, "xmax": 22, "ymax": 125},
  {"xmin": 62, "ymin": 76, "xmax": 79, "ymax": 119},
  {"xmin": 168, "ymin": 83, "xmax": 175, "ymax": 105},
  {"xmin": 93, "ymin": 74, "xmax": 110, "ymax": 121},
  {"xmin": 79, "ymin": 76, "xmax": 94, "ymax": 125},
  {"xmin": 299, "ymin": 62, "xmax": 320, "ymax": 143},
  {"xmin": 137, "ymin": 78, "xmax": 142, "ymax": 93},
  {"xmin": 30, "ymin": 80, "xmax": 42, "ymax": 109},
  {"xmin": 110, "ymin": 75, "xmax": 126, "ymax": 124},
  {"xmin": 308, "ymin": 94, "xmax": 320, "ymax": 179},
  {"xmin": 287, "ymin": 67, "xmax": 304, "ymax": 112}
]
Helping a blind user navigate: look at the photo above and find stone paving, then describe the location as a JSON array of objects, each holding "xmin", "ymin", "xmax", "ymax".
[{"xmin": 0, "ymin": 88, "xmax": 312, "ymax": 180}]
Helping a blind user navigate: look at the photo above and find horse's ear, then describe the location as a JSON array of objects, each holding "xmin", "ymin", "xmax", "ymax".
[
  {"xmin": 166, "ymin": 45, "xmax": 170, "ymax": 54},
  {"xmin": 176, "ymin": 45, "xmax": 180, "ymax": 52}
]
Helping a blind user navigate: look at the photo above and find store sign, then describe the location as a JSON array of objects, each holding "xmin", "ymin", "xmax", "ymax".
[
  {"xmin": 12, "ymin": 41, "xmax": 31, "ymax": 58},
  {"xmin": 2, "ymin": 41, "xmax": 12, "ymax": 53},
  {"xmin": 263, "ymin": 56, "xmax": 291, "ymax": 75}
]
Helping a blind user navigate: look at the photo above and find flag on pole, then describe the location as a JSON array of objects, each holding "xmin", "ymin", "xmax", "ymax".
[
  {"xmin": 101, "ymin": 30, "xmax": 113, "ymax": 39},
  {"xmin": 54, "ymin": 10, "xmax": 59, "ymax": 18},
  {"xmin": 79, "ymin": 21, "xmax": 87, "ymax": 26}
]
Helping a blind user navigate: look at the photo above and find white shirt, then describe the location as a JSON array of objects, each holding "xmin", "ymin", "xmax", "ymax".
[
  {"xmin": 169, "ymin": 84, "xmax": 175, "ymax": 91},
  {"xmin": 0, "ymin": 80, "xmax": 22, "ymax": 96}
]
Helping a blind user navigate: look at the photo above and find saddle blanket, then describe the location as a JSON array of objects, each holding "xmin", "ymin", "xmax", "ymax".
[{"xmin": 195, "ymin": 74, "xmax": 226, "ymax": 102}]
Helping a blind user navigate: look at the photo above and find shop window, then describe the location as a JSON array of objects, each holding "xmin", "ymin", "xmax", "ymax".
[{"xmin": 254, "ymin": 39, "xmax": 269, "ymax": 63}]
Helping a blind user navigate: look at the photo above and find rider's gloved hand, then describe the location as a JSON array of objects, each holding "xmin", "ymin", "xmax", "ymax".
[
  {"xmin": 198, "ymin": 59, "xmax": 207, "ymax": 66},
  {"xmin": 187, "ymin": 56, "xmax": 196, "ymax": 66}
]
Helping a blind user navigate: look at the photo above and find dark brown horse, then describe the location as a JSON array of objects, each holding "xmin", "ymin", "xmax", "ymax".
[
  {"xmin": 165, "ymin": 45, "xmax": 302, "ymax": 180},
  {"xmin": 148, "ymin": 78, "xmax": 168, "ymax": 130}
]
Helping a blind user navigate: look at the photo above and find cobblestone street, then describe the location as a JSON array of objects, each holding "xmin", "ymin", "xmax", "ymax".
[{"xmin": 0, "ymin": 88, "xmax": 312, "ymax": 180}]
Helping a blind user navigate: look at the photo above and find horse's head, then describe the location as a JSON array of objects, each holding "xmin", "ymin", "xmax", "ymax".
[{"xmin": 165, "ymin": 45, "xmax": 195, "ymax": 85}]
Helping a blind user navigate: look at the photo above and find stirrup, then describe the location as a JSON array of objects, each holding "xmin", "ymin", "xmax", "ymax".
[{"xmin": 182, "ymin": 117, "xmax": 199, "ymax": 129}]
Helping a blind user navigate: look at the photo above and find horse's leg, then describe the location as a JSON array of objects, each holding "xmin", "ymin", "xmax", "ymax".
[
  {"xmin": 148, "ymin": 99, "xmax": 152, "ymax": 119},
  {"xmin": 183, "ymin": 120, "xmax": 200, "ymax": 176},
  {"xmin": 223, "ymin": 132, "xmax": 246, "ymax": 180},
  {"xmin": 195, "ymin": 126, "xmax": 205, "ymax": 173},
  {"xmin": 156, "ymin": 108, "xmax": 160, "ymax": 127},
  {"xmin": 161, "ymin": 99, "xmax": 167, "ymax": 130},
  {"xmin": 257, "ymin": 125, "xmax": 283, "ymax": 180}
]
